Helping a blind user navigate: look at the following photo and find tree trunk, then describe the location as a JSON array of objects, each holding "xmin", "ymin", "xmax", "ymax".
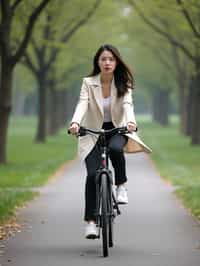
[
  {"xmin": 13, "ymin": 89, "xmax": 26, "ymax": 116},
  {"xmin": 0, "ymin": 63, "xmax": 13, "ymax": 164},
  {"xmin": 48, "ymin": 85, "xmax": 59, "ymax": 136},
  {"xmin": 35, "ymin": 73, "xmax": 47, "ymax": 142},
  {"xmin": 178, "ymin": 73, "xmax": 188, "ymax": 135},
  {"xmin": 56, "ymin": 91, "xmax": 64, "ymax": 129},
  {"xmin": 0, "ymin": 0, "xmax": 51, "ymax": 163},
  {"xmin": 186, "ymin": 77, "xmax": 194, "ymax": 136},
  {"xmin": 152, "ymin": 90, "xmax": 160, "ymax": 123},
  {"xmin": 172, "ymin": 45, "xmax": 189, "ymax": 135},
  {"xmin": 60, "ymin": 90, "xmax": 68, "ymax": 127},
  {"xmin": 191, "ymin": 61, "xmax": 200, "ymax": 144},
  {"xmin": 159, "ymin": 90, "xmax": 169, "ymax": 126},
  {"xmin": 152, "ymin": 89, "xmax": 169, "ymax": 126},
  {"xmin": 63, "ymin": 89, "xmax": 78, "ymax": 125},
  {"xmin": 24, "ymin": 93, "xmax": 37, "ymax": 116}
]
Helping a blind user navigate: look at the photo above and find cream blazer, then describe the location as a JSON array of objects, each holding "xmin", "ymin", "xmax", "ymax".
[{"xmin": 71, "ymin": 74, "xmax": 152, "ymax": 160}]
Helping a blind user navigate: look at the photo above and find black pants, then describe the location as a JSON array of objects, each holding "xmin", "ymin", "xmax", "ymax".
[{"xmin": 84, "ymin": 122, "xmax": 128, "ymax": 221}]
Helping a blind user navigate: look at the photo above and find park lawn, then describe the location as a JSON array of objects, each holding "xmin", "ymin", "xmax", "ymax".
[
  {"xmin": 0, "ymin": 190, "xmax": 37, "ymax": 223},
  {"xmin": 139, "ymin": 115, "xmax": 200, "ymax": 220},
  {"xmin": 0, "ymin": 116, "xmax": 76, "ymax": 223}
]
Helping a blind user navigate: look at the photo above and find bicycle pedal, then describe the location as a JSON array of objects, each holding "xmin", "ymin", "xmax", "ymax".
[{"xmin": 86, "ymin": 234, "xmax": 99, "ymax": 240}]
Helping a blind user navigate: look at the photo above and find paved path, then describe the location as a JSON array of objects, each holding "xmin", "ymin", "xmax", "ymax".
[{"xmin": 0, "ymin": 154, "xmax": 200, "ymax": 266}]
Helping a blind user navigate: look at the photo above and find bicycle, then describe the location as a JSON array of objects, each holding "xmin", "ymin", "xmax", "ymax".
[{"xmin": 70, "ymin": 125, "xmax": 134, "ymax": 257}]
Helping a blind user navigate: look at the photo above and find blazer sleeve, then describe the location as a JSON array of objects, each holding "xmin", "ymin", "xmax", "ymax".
[
  {"xmin": 70, "ymin": 78, "xmax": 89, "ymax": 125},
  {"xmin": 123, "ymin": 88, "xmax": 137, "ymax": 125}
]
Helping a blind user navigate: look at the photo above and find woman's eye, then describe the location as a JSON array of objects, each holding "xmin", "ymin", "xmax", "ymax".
[{"xmin": 101, "ymin": 57, "xmax": 115, "ymax": 62}]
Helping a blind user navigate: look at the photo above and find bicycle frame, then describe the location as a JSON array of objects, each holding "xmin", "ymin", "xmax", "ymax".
[
  {"xmin": 76, "ymin": 126, "xmax": 130, "ymax": 222},
  {"xmin": 94, "ymin": 130, "xmax": 121, "ymax": 224},
  {"xmin": 68, "ymin": 125, "xmax": 135, "ymax": 256}
]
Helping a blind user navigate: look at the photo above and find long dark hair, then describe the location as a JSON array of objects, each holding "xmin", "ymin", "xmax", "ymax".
[{"xmin": 88, "ymin": 44, "xmax": 135, "ymax": 98}]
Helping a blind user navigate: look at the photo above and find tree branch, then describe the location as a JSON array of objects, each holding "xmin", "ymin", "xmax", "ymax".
[
  {"xmin": 11, "ymin": 0, "xmax": 51, "ymax": 67},
  {"xmin": 41, "ymin": 14, "xmax": 52, "ymax": 65},
  {"xmin": 46, "ymin": 48, "xmax": 58, "ymax": 70},
  {"xmin": 61, "ymin": 0, "xmax": 101, "ymax": 43},
  {"xmin": 145, "ymin": 40, "xmax": 176, "ymax": 80},
  {"xmin": 30, "ymin": 36, "xmax": 40, "ymax": 55},
  {"xmin": 176, "ymin": 0, "xmax": 200, "ymax": 39},
  {"xmin": 21, "ymin": 52, "xmax": 38, "ymax": 76},
  {"xmin": 46, "ymin": 0, "xmax": 102, "ymax": 70},
  {"xmin": 0, "ymin": 1, "xmax": 12, "ymax": 56},
  {"xmin": 11, "ymin": 0, "xmax": 23, "ymax": 12},
  {"xmin": 129, "ymin": 0, "xmax": 195, "ymax": 62},
  {"xmin": 30, "ymin": 35, "xmax": 45, "ymax": 66},
  {"xmin": 1, "ymin": 0, "xmax": 7, "ymax": 15}
]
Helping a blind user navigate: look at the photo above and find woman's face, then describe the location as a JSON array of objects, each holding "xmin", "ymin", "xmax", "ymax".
[{"xmin": 98, "ymin": 50, "xmax": 117, "ymax": 75}]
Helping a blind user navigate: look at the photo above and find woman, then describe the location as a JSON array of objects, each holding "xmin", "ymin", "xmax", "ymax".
[{"xmin": 69, "ymin": 44, "xmax": 151, "ymax": 239}]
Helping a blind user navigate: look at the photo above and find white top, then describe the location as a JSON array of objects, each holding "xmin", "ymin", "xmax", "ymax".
[{"xmin": 103, "ymin": 96, "xmax": 112, "ymax": 122}]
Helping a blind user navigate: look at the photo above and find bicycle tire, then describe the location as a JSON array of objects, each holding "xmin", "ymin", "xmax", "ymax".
[
  {"xmin": 108, "ymin": 189, "xmax": 114, "ymax": 247},
  {"xmin": 108, "ymin": 214, "xmax": 114, "ymax": 247},
  {"xmin": 101, "ymin": 173, "xmax": 109, "ymax": 257}
]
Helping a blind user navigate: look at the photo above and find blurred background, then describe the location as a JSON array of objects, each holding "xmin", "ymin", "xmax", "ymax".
[{"xmin": 0, "ymin": 0, "xmax": 200, "ymax": 225}]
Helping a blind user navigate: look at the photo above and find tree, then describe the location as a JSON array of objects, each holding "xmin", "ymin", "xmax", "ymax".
[
  {"xmin": 0, "ymin": 0, "xmax": 51, "ymax": 164},
  {"xmin": 128, "ymin": 0, "xmax": 200, "ymax": 144},
  {"xmin": 22, "ymin": 0, "xmax": 102, "ymax": 142},
  {"xmin": 118, "ymin": 5, "xmax": 177, "ymax": 124}
]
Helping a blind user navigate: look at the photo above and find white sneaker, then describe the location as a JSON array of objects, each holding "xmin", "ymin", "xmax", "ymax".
[
  {"xmin": 85, "ymin": 221, "xmax": 98, "ymax": 239},
  {"xmin": 116, "ymin": 184, "xmax": 128, "ymax": 204}
]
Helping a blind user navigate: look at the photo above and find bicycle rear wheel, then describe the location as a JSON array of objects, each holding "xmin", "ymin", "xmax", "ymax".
[{"xmin": 101, "ymin": 173, "xmax": 109, "ymax": 257}]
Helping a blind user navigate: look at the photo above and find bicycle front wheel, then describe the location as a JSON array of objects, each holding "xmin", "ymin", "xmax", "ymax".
[
  {"xmin": 101, "ymin": 173, "xmax": 109, "ymax": 257},
  {"xmin": 108, "ymin": 213, "xmax": 114, "ymax": 247}
]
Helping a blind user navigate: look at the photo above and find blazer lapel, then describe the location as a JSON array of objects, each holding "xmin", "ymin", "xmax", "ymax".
[
  {"xmin": 90, "ymin": 74, "xmax": 104, "ymax": 116},
  {"xmin": 110, "ymin": 77, "xmax": 117, "ymax": 115},
  {"xmin": 90, "ymin": 74, "xmax": 117, "ymax": 117}
]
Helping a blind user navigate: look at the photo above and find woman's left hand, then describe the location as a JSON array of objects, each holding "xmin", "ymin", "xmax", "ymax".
[{"xmin": 127, "ymin": 122, "xmax": 137, "ymax": 132}]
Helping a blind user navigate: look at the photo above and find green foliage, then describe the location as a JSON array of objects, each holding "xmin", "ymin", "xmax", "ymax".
[
  {"xmin": 15, "ymin": 0, "xmax": 140, "ymax": 91},
  {"xmin": 52, "ymin": 0, "xmax": 132, "ymax": 87},
  {"xmin": 11, "ymin": 0, "xmax": 49, "ymax": 51},
  {"xmin": 23, "ymin": 0, "xmax": 103, "ymax": 87},
  {"xmin": 13, "ymin": 0, "xmax": 199, "ymax": 112},
  {"xmin": 13, "ymin": 64, "xmax": 37, "ymax": 94},
  {"xmin": 119, "ymin": 0, "xmax": 199, "ymax": 106},
  {"xmin": 125, "ymin": 3, "xmax": 178, "ymax": 86}
]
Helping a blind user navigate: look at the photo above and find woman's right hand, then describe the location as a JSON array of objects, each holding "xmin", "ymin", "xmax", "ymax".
[{"xmin": 68, "ymin": 122, "xmax": 80, "ymax": 135}]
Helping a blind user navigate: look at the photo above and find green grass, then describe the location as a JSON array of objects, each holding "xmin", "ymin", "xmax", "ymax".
[
  {"xmin": 0, "ymin": 190, "xmax": 38, "ymax": 222},
  {"xmin": 0, "ymin": 116, "xmax": 76, "ymax": 222},
  {"xmin": 139, "ymin": 115, "xmax": 200, "ymax": 220}
]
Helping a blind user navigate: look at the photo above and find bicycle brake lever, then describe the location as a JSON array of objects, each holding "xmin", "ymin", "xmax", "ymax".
[
  {"xmin": 118, "ymin": 127, "xmax": 128, "ymax": 134},
  {"xmin": 79, "ymin": 127, "xmax": 86, "ymax": 136}
]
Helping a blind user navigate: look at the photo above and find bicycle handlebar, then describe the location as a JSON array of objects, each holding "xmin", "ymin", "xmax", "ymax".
[{"xmin": 68, "ymin": 125, "xmax": 137, "ymax": 137}]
